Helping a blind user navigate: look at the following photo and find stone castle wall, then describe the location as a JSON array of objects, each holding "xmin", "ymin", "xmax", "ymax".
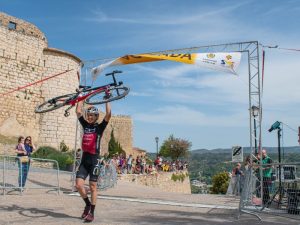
[
  {"xmin": 98, "ymin": 113, "xmax": 133, "ymax": 156},
  {"xmin": 119, "ymin": 172, "xmax": 191, "ymax": 194},
  {"xmin": 0, "ymin": 12, "xmax": 133, "ymax": 155}
]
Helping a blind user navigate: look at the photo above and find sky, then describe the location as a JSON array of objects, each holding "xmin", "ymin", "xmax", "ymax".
[{"xmin": 1, "ymin": 0, "xmax": 300, "ymax": 152}]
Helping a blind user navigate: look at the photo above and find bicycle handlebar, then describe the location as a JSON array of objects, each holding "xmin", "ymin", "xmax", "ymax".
[
  {"xmin": 78, "ymin": 71, "xmax": 123, "ymax": 92},
  {"xmin": 105, "ymin": 70, "xmax": 122, "ymax": 76}
]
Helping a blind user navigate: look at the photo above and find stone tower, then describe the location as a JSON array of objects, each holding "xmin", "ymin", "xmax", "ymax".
[{"xmin": 0, "ymin": 12, "xmax": 133, "ymax": 155}]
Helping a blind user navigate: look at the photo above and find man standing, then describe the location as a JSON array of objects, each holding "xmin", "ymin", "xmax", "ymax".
[
  {"xmin": 75, "ymin": 100, "xmax": 111, "ymax": 222},
  {"xmin": 261, "ymin": 149, "xmax": 273, "ymax": 206},
  {"xmin": 127, "ymin": 154, "xmax": 132, "ymax": 174}
]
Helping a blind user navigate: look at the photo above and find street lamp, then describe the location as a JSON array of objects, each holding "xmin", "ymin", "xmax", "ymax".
[
  {"xmin": 155, "ymin": 137, "xmax": 159, "ymax": 156},
  {"xmin": 251, "ymin": 105, "xmax": 259, "ymax": 155}
]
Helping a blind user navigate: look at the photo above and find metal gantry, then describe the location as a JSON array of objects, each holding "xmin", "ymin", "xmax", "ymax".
[{"xmin": 72, "ymin": 42, "xmax": 262, "ymax": 205}]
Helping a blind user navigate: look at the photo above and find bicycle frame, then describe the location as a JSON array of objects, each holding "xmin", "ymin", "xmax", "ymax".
[
  {"xmin": 67, "ymin": 85, "xmax": 109, "ymax": 107},
  {"xmin": 66, "ymin": 70, "xmax": 123, "ymax": 106}
]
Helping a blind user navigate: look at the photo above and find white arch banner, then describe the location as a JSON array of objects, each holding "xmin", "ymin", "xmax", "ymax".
[{"xmin": 91, "ymin": 52, "xmax": 241, "ymax": 80}]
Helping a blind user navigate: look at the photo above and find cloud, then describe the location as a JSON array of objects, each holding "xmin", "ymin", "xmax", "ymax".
[
  {"xmin": 133, "ymin": 105, "xmax": 247, "ymax": 127},
  {"xmin": 81, "ymin": 1, "xmax": 300, "ymax": 55},
  {"xmin": 130, "ymin": 63, "xmax": 248, "ymax": 105},
  {"xmin": 129, "ymin": 91, "xmax": 153, "ymax": 97},
  {"xmin": 87, "ymin": 2, "xmax": 248, "ymax": 25}
]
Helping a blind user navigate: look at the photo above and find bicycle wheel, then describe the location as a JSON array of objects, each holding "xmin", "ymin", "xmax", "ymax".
[
  {"xmin": 85, "ymin": 86, "xmax": 129, "ymax": 105},
  {"xmin": 35, "ymin": 93, "xmax": 76, "ymax": 113}
]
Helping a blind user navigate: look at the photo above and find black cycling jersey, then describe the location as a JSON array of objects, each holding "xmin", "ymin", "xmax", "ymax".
[{"xmin": 78, "ymin": 116, "xmax": 108, "ymax": 155}]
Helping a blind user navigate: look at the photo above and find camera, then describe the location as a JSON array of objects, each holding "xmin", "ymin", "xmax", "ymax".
[{"xmin": 268, "ymin": 121, "xmax": 281, "ymax": 132}]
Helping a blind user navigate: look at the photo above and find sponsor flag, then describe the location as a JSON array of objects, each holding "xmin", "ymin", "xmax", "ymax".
[{"xmin": 91, "ymin": 52, "xmax": 242, "ymax": 80}]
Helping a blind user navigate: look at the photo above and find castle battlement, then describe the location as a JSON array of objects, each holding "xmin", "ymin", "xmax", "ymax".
[{"xmin": 0, "ymin": 12, "xmax": 47, "ymax": 41}]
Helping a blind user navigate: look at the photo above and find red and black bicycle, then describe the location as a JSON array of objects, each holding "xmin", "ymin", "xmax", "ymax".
[{"xmin": 35, "ymin": 70, "xmax": 129, "ymax": 117}]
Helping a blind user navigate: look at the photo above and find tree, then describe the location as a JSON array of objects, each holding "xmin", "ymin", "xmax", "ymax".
[
  {"xmin": 210, "ymin": 171, "xmax": 230, "ymax": 194},
  {"xmin": 159, "ymin": 135, "xmax": 191, "ymax": 160},
  {"xmin": 108, "ymin": 129, "xmax": 125, "ymax": 157}
]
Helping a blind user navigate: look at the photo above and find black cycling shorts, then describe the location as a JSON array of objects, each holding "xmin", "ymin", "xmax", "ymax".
[{"xmin": 76, "ymin": 153, "xmax": 100, "ymax": 182}]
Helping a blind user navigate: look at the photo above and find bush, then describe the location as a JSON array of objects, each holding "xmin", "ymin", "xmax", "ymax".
[
  {"xmin": 32, "ymin": 146, "xmax": 74, "ymax": 171},
  {"xmin": 59, "ymin": 140, "xmax": 70, "ymax": 152},
  {"xmin": 32, "ymin": 146, "xmax": 58, "ymax": 158},
  {"xmin": 171, "ymin": 173, "xmax": 186, "ymax": 182},
  {"xmin": 210, "ymin": 171, "xmax": 230, "ymax": 194}
]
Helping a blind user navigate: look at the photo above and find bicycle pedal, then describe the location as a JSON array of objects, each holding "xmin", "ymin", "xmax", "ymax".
[
  {"xmin": 64, "ymin": 112, "xmax": 70, "ymax": 117},
  {"xmin": 103, "ymin": 94, "xmax": 112, "ymax": 100}
]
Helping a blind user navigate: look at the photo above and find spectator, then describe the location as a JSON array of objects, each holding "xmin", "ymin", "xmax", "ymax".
[
  {"xmin": 131, "ymin": 157, "xmax": 136, "ymax": 173},
  {"xmin": 24, "ymin": 136, "xmax": 36, "ymax": 157},
  {"xmin": 229, "ymin": 163, "xmax": 244, "ymax": 195},
  {"xmin": 244, "ymin": 155, "xmax": 251, "ymax": 171},
  {"xmin": 150, "ymin": 165, "xmax": 157, "ymax": 176},
  {"xmin": 23, "ymin": 136, "xmax": 36, "ymax": 183},
  {"xmin": 127, "ymin": 154, "xmax": 132, "ymax": 174},
  {"xmin": 141, "ymin": 155, "xmax": 146, "ymax": 174},
  {"xmin": 15, "ymin": 136, "xmax": 29, "ymax": 189},
  {"xmin": 111, "ymin": 154, "xmax": 118, "ymax": 169},
  {"xmin": 118, "ymin": 153, "xmax": 124, "ymax": 174},
  {"xmin": 135, "ymin": 156, "xmax": 141, "ymax": 174},
  {"xmin": 261, "ymin": 149, "xmax": 273, "ymax": 206},
  {"xmin": 162, "ymin": 161, "xmax": 170, "ymax": 172},
  {"xmin": 154, "ymin": 156, "xmax": 159, "ymax": 169},
  {"xmin": 233, "ymin": 163, "xmax": 244, "ymax": 177},
  {"xmin": 158, "ymin": 155, "xmax": 163, "ymax": 171}
]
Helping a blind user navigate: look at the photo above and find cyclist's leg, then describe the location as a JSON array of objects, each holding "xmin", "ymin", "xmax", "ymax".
[
  {"xmin": 75, "ymin": 163, "xmax": 88, "ymax": 198},
  {"xmin": 89, "ymin": 157, "xmax": 100, "ymax": 205},
  {"xmin": 89, "ymin": 181, "xmax": 98, "ymax": 206},
  {"xmin": 84, "ymin": 157, "xmax": 100, "ymax": 222}
]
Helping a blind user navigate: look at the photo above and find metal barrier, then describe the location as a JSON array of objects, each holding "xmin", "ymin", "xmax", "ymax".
[
  {"xmin": 240, "ymin": 162, "xmax": 300, "ymax": 219},
  {"xmin": 97, "ymin": 160, "xmax": 117, "ymax": 190},
  {"xmin": 70, "ymin": 158, "xmax": 118, "ymax": 191},
  {"xmin": 227, "ymin": 174, "xmax": 244, "ymax": 196},
  {"xmin": 0, "ymin": 155, "xmax": 60, "ymax": 195}
]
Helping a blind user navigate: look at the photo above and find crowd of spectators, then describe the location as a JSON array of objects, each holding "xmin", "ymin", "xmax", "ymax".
[{"xmin": 109, "ymin": 153, "xmax": 188, "ymax": 175}]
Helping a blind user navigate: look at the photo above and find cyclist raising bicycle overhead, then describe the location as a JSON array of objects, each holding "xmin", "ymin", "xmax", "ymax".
[{"xmin": 75, "ymin": 98, "xmax": 111, "ymax": 223}]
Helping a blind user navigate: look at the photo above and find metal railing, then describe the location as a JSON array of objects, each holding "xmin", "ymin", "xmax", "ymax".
[
  {"xmin": 97, "ymin": 160, "xmax": 118, "ymax": 191},
  {"xmin": 240, "ymin": 162, "xmax": 300, "ymax": 218},
  {"xmin": 0, "ymin": 155, "xmax": 60, "ymax": 195},
  {"xmin": 227, "ymin": 174, "xmax": 243, "ymax": 196}
]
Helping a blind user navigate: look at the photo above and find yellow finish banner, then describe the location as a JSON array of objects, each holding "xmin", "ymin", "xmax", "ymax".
[{"xmin": 91, "ymin": 52, "xmax": 241, "ymax": 79}]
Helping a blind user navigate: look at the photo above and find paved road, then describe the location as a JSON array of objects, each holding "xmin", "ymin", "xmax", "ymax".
[{"xmin": 0, "ymin": 182, "xmax": 299, "ymax": 225}]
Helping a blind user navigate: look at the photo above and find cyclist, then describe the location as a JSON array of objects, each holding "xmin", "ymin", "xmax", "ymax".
[{"xmin": 75, "ymin": 99, "xmax": 111, "ymax": 222}]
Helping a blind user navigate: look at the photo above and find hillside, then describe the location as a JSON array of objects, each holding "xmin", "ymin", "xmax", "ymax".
[
  {"xmin": 191, "ymin": 146, "xmax": 300, "ymax": 154},
  {"xmin": 188, "ymin": 146, "xmax": 300, "ymax": 184}
]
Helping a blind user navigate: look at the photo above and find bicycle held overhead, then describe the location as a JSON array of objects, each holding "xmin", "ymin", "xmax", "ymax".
[{"xmin": 35, "ymin": 70, "xmax": 130, "ymax": 117}]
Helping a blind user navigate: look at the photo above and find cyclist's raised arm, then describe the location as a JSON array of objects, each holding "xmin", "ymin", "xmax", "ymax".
[
  {"xmin": 104, "ymin": 102, "xmax": 111, "ymax": 122},
  {"xmin": 76, "ymin": 100, "xmax": 84, "ymax": 118}
]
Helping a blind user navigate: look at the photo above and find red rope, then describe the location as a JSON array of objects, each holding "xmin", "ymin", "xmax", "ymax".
[{"xmin": 0, "ymin": 69, "xmax": 74, "ymax": 97}]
